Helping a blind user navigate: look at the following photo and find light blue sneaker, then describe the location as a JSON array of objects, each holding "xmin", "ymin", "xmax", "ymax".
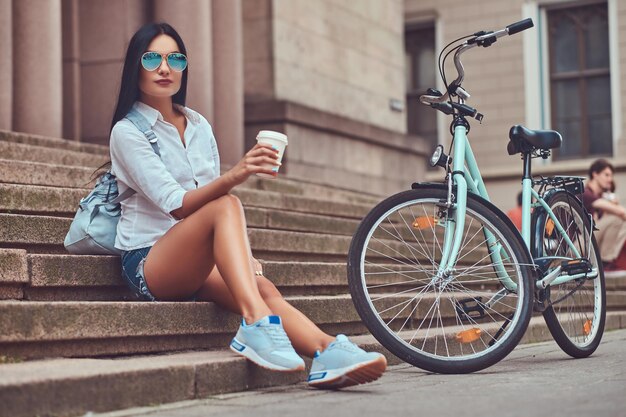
[
  {"xmin": 230, "ymin": 315, "xmax": 305, "ymax": 371},
  {"xmin": 308, "ymin": 334, "xmax": 387, "ymax": 389}
]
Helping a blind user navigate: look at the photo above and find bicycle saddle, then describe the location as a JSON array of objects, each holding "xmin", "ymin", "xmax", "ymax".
[{"xmin": 507, "ymin": 125, "xmax": 562, "ymax": 155}]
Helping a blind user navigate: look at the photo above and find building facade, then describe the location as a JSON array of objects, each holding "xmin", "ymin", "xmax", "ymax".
[
  {"xmin": 1, "ymin": 0, "xmax": 624, "ymax": 207},
  {"xmin": 406, "ymin": 0, "xmax": 625, "ymax": 209}
]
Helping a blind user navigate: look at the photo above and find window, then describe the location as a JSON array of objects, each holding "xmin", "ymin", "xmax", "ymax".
[
  {"xmin": 405, "ymin": 24, "xmax": 437, "ymax": 149},
  {"xmin": 547, "ymin": 2, "xmax": 612, "ymax": 159}
]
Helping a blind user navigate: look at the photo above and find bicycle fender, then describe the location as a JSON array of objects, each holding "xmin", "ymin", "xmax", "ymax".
[
  {"xmin": 411, "ymin": 181, "xmax": 447, "ymax": 190},
  {"xmin": 530, "ymin": 188, "xmax": 591, "ymax": 258}
]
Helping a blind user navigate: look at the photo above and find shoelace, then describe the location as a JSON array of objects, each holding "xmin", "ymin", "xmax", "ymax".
[
  {"xmin": 263, "ymin": 324, "xmax": 292, "ymax": 348},
  {"xmin": 331, "ymin": 339, "xmax": 361, "ymax": 353}
]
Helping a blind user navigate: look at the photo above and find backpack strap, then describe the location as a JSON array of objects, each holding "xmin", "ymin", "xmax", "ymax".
[
  {"xmin": 125, "ymin": 107, "xmax": 161, "ymax": 157},
  {"xmin": 110, "ymin": 107, "xmax": 163, "ymax": 204},
  {"xmin": 109, "ymin": 187, "xmax": 136, "ymax": 205}
]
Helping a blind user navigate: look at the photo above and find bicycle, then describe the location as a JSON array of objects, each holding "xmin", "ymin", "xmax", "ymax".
[{"xmin": 347, "ymin": 18, "xmax": 606, "ymax": 374}]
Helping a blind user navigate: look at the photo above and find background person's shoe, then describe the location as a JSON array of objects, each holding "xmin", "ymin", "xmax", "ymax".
[
  {"xmin": 230, "ymin": 315, "xmax": 305, "ymax": 371},
  {"xmin": 308, "ymin": 334, "xmax": 387, "ymax": 389}
]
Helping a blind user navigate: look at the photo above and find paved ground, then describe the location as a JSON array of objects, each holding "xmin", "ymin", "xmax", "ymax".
[{"xmin": 94, "ymin": 329, "xmax": 626, "ymax": 417}]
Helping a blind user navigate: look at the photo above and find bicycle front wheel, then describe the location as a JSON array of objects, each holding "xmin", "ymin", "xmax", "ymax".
[
  {"xmin": 532, "ymin": 190, "xmax": 605, "ymax": 357},
  {"xmin": 348, "ymin": 187, "xmax": 534, "ymax": 374}
]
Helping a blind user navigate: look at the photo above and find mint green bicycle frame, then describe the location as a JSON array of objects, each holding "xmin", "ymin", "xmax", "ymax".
[{"xmin": 436, "ymin": 124, "xmax": 596, "ymax": 292}]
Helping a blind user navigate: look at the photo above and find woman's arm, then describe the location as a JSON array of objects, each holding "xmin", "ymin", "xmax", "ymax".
[
  {"xmin": 171, "ymin": 143, "xmax": 280, "ymax": 219},
  {"xmin": 592, "ymin": 198, "xmax": 626, "ymax": 220}
]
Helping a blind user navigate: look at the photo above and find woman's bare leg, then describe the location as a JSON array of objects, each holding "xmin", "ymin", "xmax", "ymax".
[
  {"xmin": 143, "ymin": 194, "xmax": 272, "ymax": 324},
  {"xmin": 196, "ymin": 267, "xmax": 335, "ymax": 357}
]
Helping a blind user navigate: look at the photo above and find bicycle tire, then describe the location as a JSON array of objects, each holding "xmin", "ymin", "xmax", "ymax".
[
  {"xmin": 348, "ymin": 186, "xmax": 534, "ymax": 373},
  {"xmin": 531, "ymin": 190, "xmax": 606, "ymax": 357}
]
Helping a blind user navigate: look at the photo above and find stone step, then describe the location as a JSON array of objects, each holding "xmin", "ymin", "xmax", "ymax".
[
  {"xmin": 0, "ymin": 129, "xmax": 109, "ymax": 155},
  {"xmin": 0, "ymin": 140, "xmax": 109, "ymax": 167},
  {"xmin": 0, "ymin": 182, "xmax": 374, "ymax": 220},
  {"xmin": 5, "ymin": 249, "xmax": 625, "ymax": 303},
  {"xmin": 0, "ymin": 213, "xmax": 355, "ymax": 260},
  {"xmin": 2, "ymin": 315, "xmax": 625, "ymax": 417},
  {"xmin": 0, "ymin": 213, "xmax": 519, "ymax": 281},
  {"xmin": 0, "ymin": 159, "xmax": 97, "ymax": 189},
  {"xmin": 3, "ymin": 248, "xmax": 557, "ymax": 302},
  {"xmin": 2, "ymin": 289, "xmax": 625, "ymax": 360},
  {"xmin": 0, "ymin": 251, "xmax": 349, "ymax": 300},
  {"xmin": 0, "ymin": 192, "xmax": 362, "ymax": 237},
  {"xmin": 237, "ymin": 175, "xmax": 382, "ymax": 205},
  {"xmin": 0, "ymin": 129, "xmax": 383, "ymax": 203},
  {"xmin": 0, "ymin": 295, "xmax": 371, "ymax": 359}
]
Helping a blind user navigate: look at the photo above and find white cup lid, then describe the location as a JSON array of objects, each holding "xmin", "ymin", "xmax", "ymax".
[{"xmin": 256, "ymin": 130, "xmax": 288, "ymax": 144}]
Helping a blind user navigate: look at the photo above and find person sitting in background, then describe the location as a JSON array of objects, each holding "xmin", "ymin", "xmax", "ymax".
[
  {"xmin": 582, "ymin": 159, "xmax": 626, "ymax": 273},
  {"xmin": 506, "ymin": 191, "xmax": 523, "ymax": 231}
]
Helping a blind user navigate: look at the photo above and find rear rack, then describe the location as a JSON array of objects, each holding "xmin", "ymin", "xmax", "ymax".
[{"xmin": 533, "ymin": 176, "xmax": 585, "ymax": 196}]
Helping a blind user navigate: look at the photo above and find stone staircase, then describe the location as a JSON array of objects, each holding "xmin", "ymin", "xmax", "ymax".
[{"xmin": 1, "ymin": 129, "xmax": 626, "ymax": 417}]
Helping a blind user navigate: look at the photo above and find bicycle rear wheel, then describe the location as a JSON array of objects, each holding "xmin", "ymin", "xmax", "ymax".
[
  {"xmin": 532, "ymin": 190, "xmax": 605, "ymax": 357},
  {"xmin": 348, "ymin": 187, "xmax": 534, "ymax": 373}
]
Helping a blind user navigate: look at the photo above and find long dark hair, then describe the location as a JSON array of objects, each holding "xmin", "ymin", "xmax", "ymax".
[
  {"xmin": 110, "ymin": 22, "xmax": 189, "ymax": 132},
  {"xmin": 92, "ymin": 23, "xmax": 188, "ymax": 181}
]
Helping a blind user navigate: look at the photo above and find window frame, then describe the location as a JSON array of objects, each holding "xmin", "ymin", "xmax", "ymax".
[
  {"xmin": 522, "ymin": 0, "xmax": 621, "ymax": 163},
  {"xmin": 404, "ymin": 21, "xmax": 438, "ymax": 149},
  {"xmin": 546, "ymin": 1, "xmax": 612, "ymax": 159}
]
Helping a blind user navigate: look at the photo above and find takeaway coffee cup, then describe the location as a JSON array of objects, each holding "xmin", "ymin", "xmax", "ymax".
[{"xmin": 256, "ymin": 130, "xmax": 288, "ymax": 179}]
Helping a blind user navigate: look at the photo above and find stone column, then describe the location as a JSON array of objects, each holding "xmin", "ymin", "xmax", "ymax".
[
  {"xmin": 62, "ymin": 0, "xmax": 80, "ymax": 140},
  {"xmin": 212, "ymin": 0, "xmax": 244, "ymax": 167},
  {"xmin": 13, "ymin": 0, "xmax": 63, "ymax": 137},
  {"xmin": 154, "ymin": 0, "xmax": 214, "ymax": 123},
  {"xmin": 0, "ymin": 0, "xmax": 11, "ymax": 130}
]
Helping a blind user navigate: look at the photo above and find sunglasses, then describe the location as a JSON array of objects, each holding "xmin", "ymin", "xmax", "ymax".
[{"xmin": 141, "ymin": 52, "xmax": 188, "ymax": 72}]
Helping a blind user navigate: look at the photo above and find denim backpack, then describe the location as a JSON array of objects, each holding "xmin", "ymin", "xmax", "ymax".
[{"xmin": 64, "ymin": 108, "xmax": 161, "ymax": 255}]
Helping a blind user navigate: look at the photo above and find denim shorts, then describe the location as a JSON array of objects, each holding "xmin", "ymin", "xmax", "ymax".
[{"xmin": 121, "ymin": 246, "xmax": 157, "ymax": 301}]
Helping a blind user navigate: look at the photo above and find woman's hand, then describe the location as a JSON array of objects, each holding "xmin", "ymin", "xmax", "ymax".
[{"xmin": 224, "ymin": 144, "xmax": 280, "ymax": 187}]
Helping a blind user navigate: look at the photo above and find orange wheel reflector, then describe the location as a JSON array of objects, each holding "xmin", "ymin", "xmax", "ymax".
[
  {"xmin": 546, "ymin": 218, "xmax": 555, "ymax": 236},
  {"xmin": 583, "ymin": 319, "xmax": 592, "ymax": 335},
  {"xmin": 413, "ymin": 216, "xmax": 436, "ymax": 230},
  {"xmin": 456, "ymin": 328, "xmax": 482, "ymax": 344}
]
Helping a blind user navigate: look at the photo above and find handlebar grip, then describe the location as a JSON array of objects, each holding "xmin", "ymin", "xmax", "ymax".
[{"xmin": 506, "ymin": 18, "xmax": 534, "ymax": 35}]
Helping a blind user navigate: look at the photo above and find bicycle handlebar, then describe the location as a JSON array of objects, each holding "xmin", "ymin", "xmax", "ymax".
[
  {"xmin": 507, "ymin": 18, "xmax": 534, "ymax": 36},
  {"xmin": 419, "ymin": 18, "xmax": 534, "ymax": 106}
]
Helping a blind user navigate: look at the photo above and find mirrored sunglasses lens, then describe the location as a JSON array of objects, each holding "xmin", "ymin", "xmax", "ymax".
[
  {"xmin": 142, "ymin": 53, "xmax": 162, "ymax": 71},
  {"xmin": 167, "ymin": 54, "xmax": 187, "ymax": 71}
]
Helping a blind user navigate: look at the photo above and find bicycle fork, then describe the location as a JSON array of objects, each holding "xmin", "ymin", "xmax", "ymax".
[
  {"xmin": 436, "ymin": 125, "xmax": 469, "ymax": 279},
  {"xmin": 436, "ymin": 125, "xmax": 518, "ymax": 293}
]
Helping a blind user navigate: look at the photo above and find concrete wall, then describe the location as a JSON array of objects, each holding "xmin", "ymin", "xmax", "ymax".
[
  {"xmin": 245, "ymin": 101, "xmax": 428, "ymax": 194},
  {"xmin": 245, "ymin": 0, "xmax": 407, "ymax": 134},
  {"xmin": 242, "ymin": 0, "xmax": 427, "ymax": 195}
]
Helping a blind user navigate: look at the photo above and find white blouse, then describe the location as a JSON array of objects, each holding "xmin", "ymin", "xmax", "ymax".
[{"xmin": 110, "ymin": 101, "xmax": 220, "ymax": 251}]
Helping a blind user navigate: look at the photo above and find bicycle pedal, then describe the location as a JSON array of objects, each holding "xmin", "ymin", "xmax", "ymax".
[
  {"xmin": 454, "ymin": 297, "xmax": 485, "ymax": 321},
  {"xmin": 560, "ymin": 258, "xmax": 592, "ymax": 276},
  {"xmin": 456, "ymin": 328, "xmax": 482, "ymax": 344}
]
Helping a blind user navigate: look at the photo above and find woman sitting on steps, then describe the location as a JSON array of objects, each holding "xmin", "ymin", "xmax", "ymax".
[{"xmin": 108, "ymin": 22, "xmax": 386, "ymax": 389}]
